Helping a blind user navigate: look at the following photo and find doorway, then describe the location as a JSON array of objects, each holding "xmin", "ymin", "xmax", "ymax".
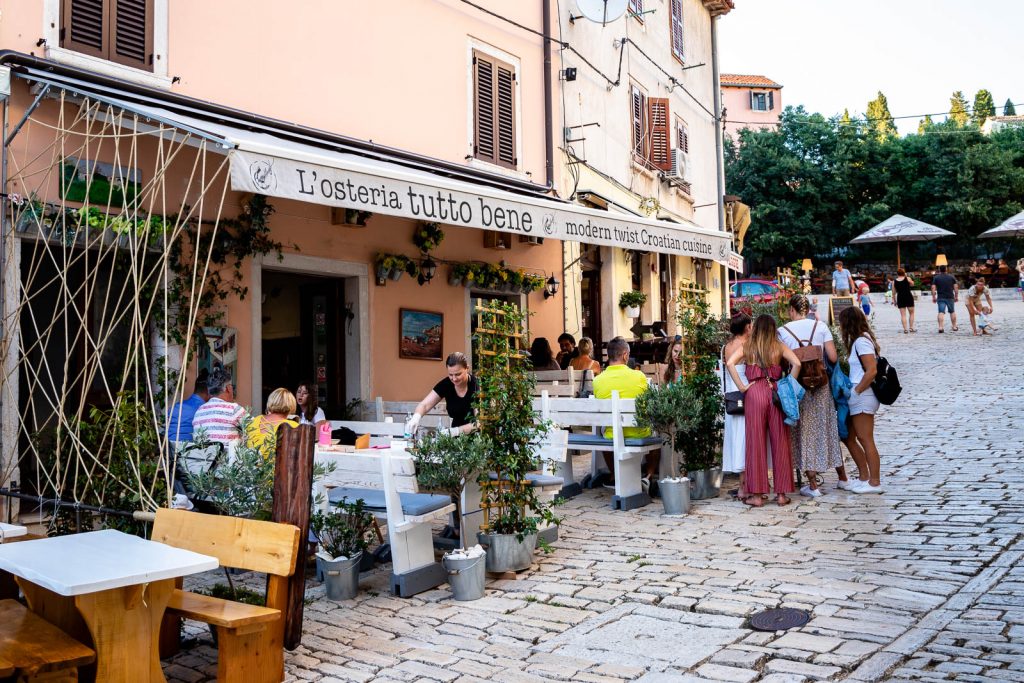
[{"xmin": 260, "ymin": 270, "xmax": 350, "ymax": 417}]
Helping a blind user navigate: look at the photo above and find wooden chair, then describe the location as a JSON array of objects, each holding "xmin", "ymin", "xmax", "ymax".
[
  {"xmin": 373, "ymin": 398, "xmax": 450, "ymax": 429},
  {"xmin": 151, "ymin": 509, "xmax": 301, "ymax": 683},
  {"xmin": 0, "ymin": 598, "xmax": 95, "ymax": 681}
]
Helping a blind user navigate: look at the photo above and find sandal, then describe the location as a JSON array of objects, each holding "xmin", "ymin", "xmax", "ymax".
[
  {"xmin": 952, "ymin": 326, "xmax": 959, "ymax": 331},
  {"xmin": 743, "ymin": 496, "xmax": 763, "ymax": 507},
  {"xmin": 910, "ymin": 328, "xmax": 917, "ymax": 333},
  {"xmin": 777, "ymin": 495, "xmax": 791, "ymax": 506}
]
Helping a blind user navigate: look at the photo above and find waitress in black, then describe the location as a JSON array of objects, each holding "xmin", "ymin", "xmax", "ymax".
[{"xmin": 405, "ymin": 352, "xmax": 477, "ymax": 436}]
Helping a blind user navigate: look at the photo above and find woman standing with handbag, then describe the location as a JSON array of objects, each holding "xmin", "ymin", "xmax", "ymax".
[
  {"xmin": 839, "ymin": 307, "xmax": 884, "ymax": 494},
  {"xmin": 778, "ymin": 295, "xmax": 851, "ymax": 497},
  {"xmin": 722, "ymin": 314, "xmax": 751, "ymax": 499},
  {"xmin": 726, "ymin": 314, "xmax": 801, "ymax": 507}
]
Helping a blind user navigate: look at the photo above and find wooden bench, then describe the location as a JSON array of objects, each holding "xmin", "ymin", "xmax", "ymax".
[
  {"xmin": 373, "ymin": 398, "xmax": 451, "ymax": 429},
  {"xmin": 538, "ymin": 391, "xmax": 663, "ymax": 511},
  {"xmin": 313, "ymin": 446, "xmax": 455, "ymax": 598},
  {"xmin": 151, "ymin": 509, "xmax": 301, "ymax": 683},
  {"xmin": 0, "ymin": 598, "xmax": 95, "ymax": 681}
]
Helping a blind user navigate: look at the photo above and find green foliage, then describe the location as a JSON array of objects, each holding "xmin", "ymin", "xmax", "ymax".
[
  {"xmin": 412, "ymin": 222, "xmax": 445, "ymax": 252},
  {"xmin": 949, "ymin": 91, "xmax": 970, "ymax": 127},
  {"xmin": 1004, "ymin": 99, "xmax": 1016, "ymax": 116},
  {"xmin": 972, "ymin": 90, "xmax": 996, "ymax": 126},
  {"xmin": 310, "ymin": 498, "xmax": 375, "ymax": 559},
  {"xmin": 199, "ymin": 581, "xmax": 266, "ymax": 606},
  {"xmin": 866, "ymin": 91, "xmax": 897, "ymax": 140},
  {"xmin": 673, "ymin": 296, "xmax": 723, "ymax": 472},
  {"xmin": 918, "ymin": 115, "xmax": 934, "ymax": 134},
  {"xmin": 635, "ymin": 381, "xmax": 686, "ymax": 441},
  {"xmin": 412, "ymin": 431, "xmax": 490, "ymax": 549},
  {"xmin": 474, "ymin": 300, "xmax": 557, "ymax": 540},
  {"xmin": 618, "ymin": 290, "xmax": 648, "ymax": 309}
]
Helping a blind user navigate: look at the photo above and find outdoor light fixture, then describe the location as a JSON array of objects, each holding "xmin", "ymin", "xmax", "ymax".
[
  {"xmin": 560, "ymin": 67, "xmax": 578, "ymax": 82},
  {"xmin": 801, "ymin": 258, "xmax": 813, "ymax": 272},
  {"xmin": 420, "ymin": 256, "xmax": 437, "ymax": 283},
  {"xmin": 935, "ymin": 254, "xmax": 948, "ymax": 267},
  {"xmin": 543, "ymin": 275, "xmax": 560, "ymax": 299}
]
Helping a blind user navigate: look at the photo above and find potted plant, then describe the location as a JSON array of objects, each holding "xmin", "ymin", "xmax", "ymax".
[
  {"xmin": 412, "ymin": 430, "xmax": 490, "ymax": 600},
  {"xmin": 15, "ymin": 195, "xmax": 46, "ymax": 234},
  {"xmin": 413, "ymin": 221, "xmax": 445, "ymax": 253},
  {"xmin": 619, "ymin": 290, "xmax": 647, "ymax": 318},
  {"xmin": 474, "ymin": 301, "xmax": 558, "ymax": 572},
  {"xmin": 310, "ymin": 497, "xmax": 375, "ymax": 601},
  {"xmin": 448, "ymin": 263, "xmax": 469, "ymax": 287},
  {"xmin": 345, "ymin": 208, "xmax": 373, "ymax": 226},
  {"xmin": 506, "ymin": 269, "xmax": 524, "ymax": 294},
  {"xmin": 635, "ymin": 381, "xmax": 690, "ymax": 515},
  {"xmin": 375, "ymin": 254, "xmax": 395, "ymax": 281}
]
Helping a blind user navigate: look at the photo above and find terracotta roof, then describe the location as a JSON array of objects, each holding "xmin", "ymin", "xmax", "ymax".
[
  {"xmin": 701, "ymin": 0, "xmax": 735, "ymax": 16},
  {"xmin": 989, "ymin": 115, "xmax": 1024, "ymax": 122},
  {"xmin": 720, "ymin": 74, "xmax": 783, "ymax": 89}
]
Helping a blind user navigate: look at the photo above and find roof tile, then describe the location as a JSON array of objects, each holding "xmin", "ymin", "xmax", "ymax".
[{"xmin": 720, "ymin": 74, "xmax": 783, "ymax": 89}]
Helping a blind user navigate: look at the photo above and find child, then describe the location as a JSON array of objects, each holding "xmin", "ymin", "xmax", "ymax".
[
  {"xmin": 884, "ymin": 277, "xmax": 894, "ymax": 306},
  {"xmin": 858, "ymin": 283, "xmax": 872, "ymax": 316},
  {"xmin": 978, "ymin": 306, "xmax": 996, "ymax": 334}
]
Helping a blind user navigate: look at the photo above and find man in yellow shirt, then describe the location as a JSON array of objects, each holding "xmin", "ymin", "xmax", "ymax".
[{"xmin": 593, "ymin": 337, "xmax": 659, "ymax": 495}]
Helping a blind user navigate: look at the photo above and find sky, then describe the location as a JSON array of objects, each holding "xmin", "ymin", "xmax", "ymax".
[{"xmin": 719, "ymin": 0, "xmax": 1023, "ymax": 135}]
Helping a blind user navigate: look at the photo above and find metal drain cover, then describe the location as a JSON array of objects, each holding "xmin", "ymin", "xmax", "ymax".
[{"xmin": 749, "ymin": 608, "xmax": 810, "ymax": 631}]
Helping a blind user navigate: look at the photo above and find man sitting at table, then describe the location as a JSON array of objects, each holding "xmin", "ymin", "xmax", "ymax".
[
  {"xmin": 192, "ymin": 367, "xmax": 245, "ymax": 444},
  {"xmin": 592, "ymin": 337, "xmax": 659, "ymax": 497},
  {"xmin": 166, "ymin": 369, "xmax": 209, "ymax": 442}
]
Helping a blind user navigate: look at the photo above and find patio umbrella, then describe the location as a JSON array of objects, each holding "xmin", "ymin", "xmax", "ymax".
[
  {"xmin": 978, "ymin": 210, "xmax": 1024, "ymax": 238},
  {"xmin": 849, "ymin": 214, "xmax": 955, "ymax": 268}
]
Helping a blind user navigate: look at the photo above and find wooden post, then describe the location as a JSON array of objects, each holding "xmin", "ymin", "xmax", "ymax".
[{"xmin": 271, "ymin": 423, "xmax": 315, "ymax": 651}]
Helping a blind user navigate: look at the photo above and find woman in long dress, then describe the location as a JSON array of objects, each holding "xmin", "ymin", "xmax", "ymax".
[{"xmin": 721, "ymin": 314, "xmax": 751, "ymax": 498}]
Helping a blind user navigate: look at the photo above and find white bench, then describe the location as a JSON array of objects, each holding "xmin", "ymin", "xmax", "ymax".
[
  {"xmin": 537, "ymin": 391, "xmax": 663, "ymax": 511},
  {"xmin": 531, "ymin": 368, "xmax": 594, "ymax": 397},
  {"xmin": 313, "ymin": 446, "xmax": 455, "ymax": 598},
  {"xmin": 373, "ymin": 398, "xmax": 451, "ymax": 429}
]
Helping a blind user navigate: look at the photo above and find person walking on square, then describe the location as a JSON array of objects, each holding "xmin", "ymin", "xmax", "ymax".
[
  {"xmin": 965, "ymin": 277, "xmax": 994, "ymax": 336},
  {"xmin": 831, "ymin": 261, "xmax": 855, "ymax": 296},
  {"xmin": 722, "ymin": 314, "xmax": 751, "ymax": 499},
  {"xmin": 1017, "ymin": 258, "xmax": 1024, "ymax": 302},
  {"xmin": 892, "ymin": 268, "xmax": 916, "ymax": 333},
  {"xmin": 778, "ymin": 295, "xmax": 850, "ymax": 497},
  {"xmin": 726, "ymin": 315, "xmax": 801, "ymax": 507},
  {"xmin": 839, "ymin": 307, "xmax": 884, "ymax": 494},
  {"xmin": 931, "ymin": 265, "xmax": 959, "ymax": 333}
]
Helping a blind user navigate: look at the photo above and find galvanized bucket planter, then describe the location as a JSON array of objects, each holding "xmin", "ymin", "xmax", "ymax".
[
  {"xmin": 659, "ymin": 477, "xmax": 691, "ymax": 515},
  {"xmin": 479, "ymin": 533, "xmax": 536, "ymax": 573},
  {"xmin": 443, "ymin": 551, "xmax": 486, "ymax": 601},
  {"xmin": 317, "ymin": 552, "xmax": 362, "ymax": 601},
  {"xmin": 687, "ymin": 468, "xmax": 723, "ymax": 500}
]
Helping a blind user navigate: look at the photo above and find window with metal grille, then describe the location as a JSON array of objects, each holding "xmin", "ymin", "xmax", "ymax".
[
  {"xmin": 473, "ymin": 51, "xmax": 517, "ymax": 169},
  {"xmin": 669, "ymin": 0, "xmax": 684, "ymax": 63},
  {"xmin": 61, "ymin": 0, "xmax": 154, "ymax": 72}
]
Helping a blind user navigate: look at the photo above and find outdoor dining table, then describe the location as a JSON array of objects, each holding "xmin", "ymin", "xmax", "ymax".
[
  {"xmin": 0, "ymin": 528, "xmax": 218, "ymax": 683},
  {"xmin": 0, "ymin": 521, "xmax": 28, "ymax": 540}
]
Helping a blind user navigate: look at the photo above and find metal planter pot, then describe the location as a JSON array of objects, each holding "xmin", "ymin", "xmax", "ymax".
[
  {"xmin": 659, "ymin": 478, "xmax": 691, "ymax": 515},
  {"xmin": 478, "ymin": 532, "xmax": 536, "ymax": 573},
  {"xmin": 317, "ymin": 552, "xmax": 363, "ymax": 601},
  {"xmin": 687, "ymin": 468, "xmax": 723, "ymax": 500},
  {"xmin": 443, "ymin": 551, "xmax": 486, "ymax": 601}
]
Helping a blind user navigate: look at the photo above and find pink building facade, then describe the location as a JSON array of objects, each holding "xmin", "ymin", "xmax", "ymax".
[{"xmin": 721, "ymin": 74, "xmax": 782, "ymax": 139}]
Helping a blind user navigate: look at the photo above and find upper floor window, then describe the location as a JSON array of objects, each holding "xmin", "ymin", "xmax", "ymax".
[
  {"xmin": 751, "ymin": 91, "xmax": 775, "ymax": 112},
  {"xmin": 669, "ymin": 0, "xmax": 684, "ymax": 63},
  {"xmin": 61, "ymin": 0, "xmax": 154, "ymax": 72},
  {"xmin": 630, "ymin": 84, "xmax": 671, "ymax": 172},
  {"xmin": 473, "ymin": 50, "xmax": 517, "ymax": 169},
  {"xmin": 629, "ymin": 0, "xmax": 644, "ymax": 20}
]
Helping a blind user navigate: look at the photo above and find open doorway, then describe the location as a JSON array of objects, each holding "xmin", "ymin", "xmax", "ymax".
[{"xmin": 260, "ymin": 270, "xmax": 352, "ymax": 417}]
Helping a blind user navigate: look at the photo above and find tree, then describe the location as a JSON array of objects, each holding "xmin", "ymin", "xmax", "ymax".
[
  {"xmin": 865, "ymin": 91, "xmax": 897, "ymax": 139},
  {"xmin": 972, "ymin": 89, "xmax": 996, "ymax": 126},
  {"xmin": 949, "ymin": 91, "xmax": 970, "ymax": 126},
  {"xmin": 1005, "ymin": 99, "xmax": 1017, "ymax": 116},
  {"xmin": 918, "ymin": 115, "xmax": 934, "ymax": 134}
]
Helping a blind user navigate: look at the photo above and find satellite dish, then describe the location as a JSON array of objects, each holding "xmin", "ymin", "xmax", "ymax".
[{"xmin": 575, "ymin": 0, "xmax": 629, "ymax": 26}]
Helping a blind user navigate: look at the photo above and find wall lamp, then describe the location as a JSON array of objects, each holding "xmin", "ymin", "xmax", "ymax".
[{"xmin": 543, "ymin": 275, "xmax": 560, "ymax": 299}]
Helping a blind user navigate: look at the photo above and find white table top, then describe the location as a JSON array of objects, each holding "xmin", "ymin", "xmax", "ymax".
[
  {"xmin": 0, "ymin": 522, "xmax": 28, "ymax": 539},
  {"xmin": 0, "ymin": 529, "xmax": 218, "ymax": 596}
]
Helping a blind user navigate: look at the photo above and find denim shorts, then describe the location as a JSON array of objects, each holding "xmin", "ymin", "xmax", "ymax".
[
  {"xmin": 849, "ymin": 387, "xmax": 879, "ymax": 416},
  {"xmin": 937, "ymin": 298, "xmax": 955, "ymax": 314}
]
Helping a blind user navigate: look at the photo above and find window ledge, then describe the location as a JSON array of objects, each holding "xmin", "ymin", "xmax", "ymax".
[
  {"xmin": 465, "ymin": 158, "xmax": 536, "ymax": 184},
  {"xmin": 630, "ymin": 161, "xmax": 659, "ymax": 180},
  {"xmin": 45, "ymin": 47, "xmax": 173, "ymax": 90}
]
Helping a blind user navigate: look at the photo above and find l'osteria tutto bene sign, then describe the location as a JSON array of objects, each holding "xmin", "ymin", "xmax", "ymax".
[{"xmin": 229, "ymin": 150, "xmax": 731, "ymax": 263}]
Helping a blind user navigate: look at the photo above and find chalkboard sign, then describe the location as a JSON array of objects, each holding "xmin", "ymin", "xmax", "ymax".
[{"xmin": 829, "ymin": 296, "xmax": 855, "ymax": 325}]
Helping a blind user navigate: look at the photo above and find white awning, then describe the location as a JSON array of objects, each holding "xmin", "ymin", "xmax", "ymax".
[{"xmin": 25, "ymin": 69, "xmax": 731, "ymax": 263}]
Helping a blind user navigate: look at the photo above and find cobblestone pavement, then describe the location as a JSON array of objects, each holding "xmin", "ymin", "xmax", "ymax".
[{"xmin": 167, "ymin": 293, "xmax": 1024, "ymax": 682}]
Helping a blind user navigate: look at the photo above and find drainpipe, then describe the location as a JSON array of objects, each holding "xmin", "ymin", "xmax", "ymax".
[
  {"xmin": 543, "ymin": 0, "xmax": 554, "ymax": 188},
  {"xmin": 710, "ymin": 15, "xmax": 729, "ymax": 313}
]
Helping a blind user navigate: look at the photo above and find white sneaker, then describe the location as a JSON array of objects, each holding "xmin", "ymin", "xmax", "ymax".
[
  {"xmin": 836, "ymin": 479, "xmax": 858, "ymax": 491},
  {"xmin": 853, "ymin": 483, "xmax": 883, "ymax": 494},
  {"xmin": 800, "ymin": 485, "xmax": 822, "ymax": 498}
]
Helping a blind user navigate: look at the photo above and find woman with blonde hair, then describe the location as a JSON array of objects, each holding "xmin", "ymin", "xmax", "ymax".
[
  {"xmin": 570, "ymin": 337, "xmax": 602, "ymax": 376},
  {"xmin": 247, "ymin": 388, "xmax": 299, "ymax": 452},
  {"xmin": 726, "ymin": 314, "xmax": 801, "ymax": 506}
]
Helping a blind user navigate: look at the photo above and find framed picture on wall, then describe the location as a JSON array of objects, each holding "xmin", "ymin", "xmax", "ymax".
[{"xmin": 399, "ymin": 309, "xmax": 443, "ymax": 360}]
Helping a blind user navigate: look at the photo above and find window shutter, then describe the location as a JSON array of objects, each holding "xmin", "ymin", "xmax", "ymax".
[
  {"xmin": 62, "ymin": 0, "xmax": 108, "ymax": 59},
  {"xmin": 473, "ymin": 53, "xmax": 497, "ymax": 164},
  {"xmin": 495, "ymin": 64, "xmax": 516, "ymax": 168},
  {"xmin": 749, "ymin": 90, "xmax": 755, "ymax": 110},
  {"xmin": 670, "ymin": 0, "xmax": 685, "ymax": 62},
  {"xmin": 629, "ymin": 0, "xmax": 644, "ymax": 15},
  {"xmin": 768, "ymin": 91, "xmax": 775, "ymax": 111},
  {"xmin": 647, "ymin": 98, "xmax": 671, "ymax": 171},
  {"xmin": 111, "ymin": 0, "xmax": 153, "ymax": 70},
  {"xmin": 631, "ymin": 86, "xmax": 646, "ymax": 160},
  {"xmin": 677, "ymin": 121, "xmax": 690, "ymax": 154}
]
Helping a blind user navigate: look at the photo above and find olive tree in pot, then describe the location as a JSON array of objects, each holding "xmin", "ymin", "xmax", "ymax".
[
  {"xmin": 412, "ymin": 430, "xmax": 490, "ymax": 599},
  {"xmin": 474, "ymin": 300, "xmax": 559, "ymax": 573},
  {"xmin": 635, "ymin": 381, "xmax": 690, "ymax": 515},
  {"xmin": 310, "ymin": 498, "xmax": 375, "ymax": 601},
  {"xmin": 675, "ymin": 295, "xmax": 725, "ymax": 500}
]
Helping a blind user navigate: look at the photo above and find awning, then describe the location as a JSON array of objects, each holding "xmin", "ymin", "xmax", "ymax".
[{"xmin": 16, "ymin": 66, "xmax": 732, "ymax": 264}]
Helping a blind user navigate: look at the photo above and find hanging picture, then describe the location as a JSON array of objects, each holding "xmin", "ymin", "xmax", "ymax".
[
  {"xmin": 60, "ymin": 156, "xmax": 141, "ymax": 207},
  {"xmin": 399, "ymin": 309, "xmax": 443, "ymax": 360}
]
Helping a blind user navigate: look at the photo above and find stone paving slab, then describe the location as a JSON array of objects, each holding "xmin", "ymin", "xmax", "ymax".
[{"xmin": 166, "ymin": 297, "xmax": 1024, "ymax": 681}]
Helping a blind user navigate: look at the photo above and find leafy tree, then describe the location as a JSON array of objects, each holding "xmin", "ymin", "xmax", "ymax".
[
  {"xmin": 1005, "ymin": 99, "xmax": 1017, "ymax": 116},
  {"xmin": 972, "ymin": 89, "xmax": 996, "ymax": 126},
  {"xmin": 917, "ymin": 115, "xmax": 934, "ymax": 134},
  {"xmin": 949, "ymin": 91, "xmax": 970, "ymax": 126},
  {"xmin": 865, "ymin": 91, "xmax": 897, "ymax": 139}
]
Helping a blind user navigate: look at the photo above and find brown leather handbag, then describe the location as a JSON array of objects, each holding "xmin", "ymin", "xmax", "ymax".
[{"xmin": 782, "ymin": 322, "xmax": 829, "ymax": 390}]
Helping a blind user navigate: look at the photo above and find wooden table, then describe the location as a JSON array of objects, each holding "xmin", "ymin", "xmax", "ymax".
[
  {"xmin": 0, "ymin": 529, "xmax": 217, "ymax": 683},
  {"xmin": 0, "ymin": 521, "xmax": 28, "ymax": 540}
]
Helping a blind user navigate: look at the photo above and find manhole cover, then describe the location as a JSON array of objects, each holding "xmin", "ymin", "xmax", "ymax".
[{"xmin": 749, "ymin": 608, "xmax": 810, "ymax": 631}]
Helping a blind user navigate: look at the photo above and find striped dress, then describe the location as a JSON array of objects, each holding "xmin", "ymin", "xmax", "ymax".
[{"xmin": 743, "ymin": 364, "xmax": 794, "ymax": 495}]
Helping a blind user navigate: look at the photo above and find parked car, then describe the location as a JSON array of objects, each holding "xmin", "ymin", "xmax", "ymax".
[{"xmin": 729, "ymin": 279, "xmax": 782, "ymax": 312}]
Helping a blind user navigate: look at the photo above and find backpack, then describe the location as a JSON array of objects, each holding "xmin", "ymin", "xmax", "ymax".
[
  {"xmin": 871, "ymin": 356, "xmax": 902, "ymax": 405},
  {"xmin": 782, "ymin": 322, "xmax": 829, "ymax": 390}
]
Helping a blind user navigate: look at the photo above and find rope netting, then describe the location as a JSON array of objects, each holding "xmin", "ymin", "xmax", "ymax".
[{"xmin": 1, "ymin": 89, "xmax": 232, "ymax": 528}]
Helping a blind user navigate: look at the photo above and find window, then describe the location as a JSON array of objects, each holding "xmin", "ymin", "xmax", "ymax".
[
  {"xmin": 669, "ymin": 0, "xmax": 684, "ymax": 62},
  {"xmin": 61, "ymin": 0, "xmax": 154, "ymax": 72},
  {"xmin": 751, "ymin": 91, "xmax": 774, "ymax": 111},
  {"xmin": 673, "ymin": 117, "xmax": 692, "ymax": 192},
  {"xmin": 629, "ymin": 0, "xmax": 644, "ymax": 20},
  {"xmin": 473, "ymin": 50, "xmax": 517, "ymax": 169},
  {"xmin": 630, "ymin": 84, "xmax": 672, "ymax": 171}
]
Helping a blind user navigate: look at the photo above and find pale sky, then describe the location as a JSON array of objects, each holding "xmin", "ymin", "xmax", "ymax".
[{"xmin": 719, "ymin": 0, "xmax": 1023, "ymax": 134}]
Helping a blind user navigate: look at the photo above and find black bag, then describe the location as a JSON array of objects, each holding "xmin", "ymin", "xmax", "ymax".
[
  {"xmin": 724, "ymin": 391, "xmax": 745, "ymax": 415},
  {"xmin": 871, "ymin": 356, "xmax": 902, "ymax": 405}
]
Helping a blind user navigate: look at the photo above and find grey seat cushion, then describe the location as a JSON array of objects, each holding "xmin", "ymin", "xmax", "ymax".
[
  {"xmin": 568, "ymin": 433, "xmax": 663, "ymax": 447},
  {"xmin": 327, "ymin": 487, "xmax": 451, "ymax": 517},
  {"xmin": 487, "ymin": 472, "xmax": 564, "ymax": 487}
]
